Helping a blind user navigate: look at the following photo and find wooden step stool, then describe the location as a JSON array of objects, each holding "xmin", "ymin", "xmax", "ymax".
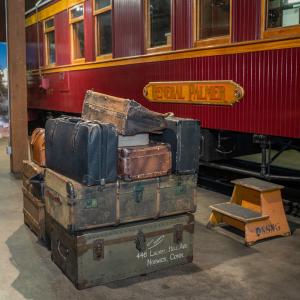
[{"xmin": 207, "ymin": 178, "xmax": 291, "ymax": 246}]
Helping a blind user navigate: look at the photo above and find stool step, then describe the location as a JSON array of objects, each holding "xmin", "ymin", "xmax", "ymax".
[
  {"xmin": 231, "ymin": 177, "xmax": 284, "ymax": 192},
  {"xmin": 210, "ymin": 202, "xmax": 269, "ymax": 223}
]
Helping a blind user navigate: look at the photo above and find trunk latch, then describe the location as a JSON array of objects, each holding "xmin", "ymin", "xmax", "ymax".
[
  {"xmin": 93, "ymin": 239, "xmax": 104, "ymax": 261},
  {"xmin": 135, "ymin": 231, "xmax": 146, "ymax": 252},
  {"xmin": 174, "ymin": 224, "xmax": 184, "ymax": 244}
]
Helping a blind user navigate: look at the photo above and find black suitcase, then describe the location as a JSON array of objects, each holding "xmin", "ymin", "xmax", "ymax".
[
  {"xmin": 150, "ymin": 117, "xmax": 201, "ymax": 174},
  {"xmin": 45, "ymin": 117, "xmax": 118, "ymax": 186}
]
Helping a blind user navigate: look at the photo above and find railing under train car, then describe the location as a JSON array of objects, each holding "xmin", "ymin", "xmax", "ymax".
[{"xmin": 197, "ymin": 130, "xmax": 300, "ymax": 217}]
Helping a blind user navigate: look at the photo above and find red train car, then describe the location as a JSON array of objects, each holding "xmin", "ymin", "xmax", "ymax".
[{"xmin": 25, "ymin": 0, "xmax": 300, "ymax": 179}]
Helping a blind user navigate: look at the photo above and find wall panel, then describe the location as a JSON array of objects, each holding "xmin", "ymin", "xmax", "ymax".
[
  {"xmin": 232, "ymin": 0, "xmax": 261, "ymax": 42},
  {"xmin": 55, "ymin": 10, "xmax": 71, "ymax": 66},
  {"xmin": 113, "ymin": 0, "xmax": 144, "ymax": 58},
  {"xmin": 172, "ymin": 0, "xmax": 193, "ymax": 50}
]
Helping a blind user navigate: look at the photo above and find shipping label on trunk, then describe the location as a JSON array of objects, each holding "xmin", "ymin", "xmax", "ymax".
[
  {"xmin": 118, "ymin": 179, "xmax": 159, "ymax": 223},
  {"xmin": 159, "ymin": 174, "xmax": 197, "ymax": 216},
  {"xmin": 50, "ymin": 214, "xmax": 194, "ymax": 289}
]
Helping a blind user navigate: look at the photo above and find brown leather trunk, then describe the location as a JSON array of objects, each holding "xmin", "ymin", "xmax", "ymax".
[
  {"xmin": 30, "ymin": 128, "xmax": 46, "ymax": 167},
  {"xmin": 118, "ymin": 143, "xmax": 171, "ymax": 181},
  {"xmin": 82, "ymin": 90, "xmax": 168, "ymax": 135}
]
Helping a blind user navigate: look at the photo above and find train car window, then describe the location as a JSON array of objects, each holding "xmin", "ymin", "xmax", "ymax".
[
  {"xmin": 44, "ymin": 18, "xmax": 55, "ymax": 66},
  {"xmin": 95, "ymin": 0, "xmax": 111, "ymax": 10},
  {"xmin": 94, "ymin": 0, "xmax": 112, "ymax": 57},
  {"xmin": 70, "ymin": 4, "xmax": 85, "ymax": 61},
  {"xmin": 194, "ymin": 0, "xmax": 231, "ymax": 48},
  {"xmin": 146, "ymin": 0, "xmax": 172, "ymax": 52},
  {"xmin": 263, "ymin": 0, "xmax": 300, "ymax": 38},
  {"xmin": 267, "ymin": 0, "xmax": 300, "ymax": 28},
  {"xmin": 195, "ymin": 0, "xmax": 231, "ymax": 45}
]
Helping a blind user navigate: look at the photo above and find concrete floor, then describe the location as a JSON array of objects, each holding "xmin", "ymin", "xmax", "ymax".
[{"xmin": 0, "ymin": 138, "xmax": 300, "ymax": 300}]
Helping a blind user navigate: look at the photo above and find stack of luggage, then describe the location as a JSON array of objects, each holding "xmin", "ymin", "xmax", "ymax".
[
  {"xmin": 22, "ymin": 128, "xmax": 46, "ymax": 241},
  {"xmin": 24, "ymin": 91, "xmax": 201, "ymax": 289}
]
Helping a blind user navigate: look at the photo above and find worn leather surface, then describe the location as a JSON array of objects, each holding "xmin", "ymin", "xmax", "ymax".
[
  {"xmin": 31, "ymin": 128, "xmax": 46, "ymax": 167},
  {"xmin": 118, "ymin": 143, "xmax": 171, "ymax": 181},
  {"xmin": 82, "ymin": 90, "xmax": 167, "ymax": 135},
  {"xmin": 150, "ymin": 117, "xmax": 201, "ymax": 174},
  {"xmin": 45, "ymin": 116, "xmax": 118, "ymax": 186}
]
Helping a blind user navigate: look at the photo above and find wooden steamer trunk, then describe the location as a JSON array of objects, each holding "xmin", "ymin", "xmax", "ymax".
[
  {"xmin": 159, "ymin": 174, "xmax": 197, "ymax": 216},
  {"xmin": 45, "ymin": 168, "xmax": 118, "ymax": 232},
  {"xmin": 45, "ymin": 169, "xmax": 197, "ymax": 232},
  {"xmin": 22, "ymin": 160, "xmax": 46, "ymax": 240},
  {"xmin": 22, "ymin": 160, "xmax": 45, "ymax": 192},
  {"xmin": 49, "ymin": 214, "xmax": 194, "ymax": 289},
  {"xmin": 23, "ymin": 187, "xmax": 46, "ymax": 240}
]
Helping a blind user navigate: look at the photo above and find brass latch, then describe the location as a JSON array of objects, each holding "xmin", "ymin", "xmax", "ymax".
[
  {"xmin": 93, "ymin": 239, "xmax": 104, "ymax": 261},
  {"xmin": 174, "ymin": 224, "xmax": 184, "ymax": 244},
  {"xmin": 135, "ymin": 231, "xmax": 146, "ymax": 252}
]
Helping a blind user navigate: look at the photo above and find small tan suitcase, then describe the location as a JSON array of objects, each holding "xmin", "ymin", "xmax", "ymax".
[
  {"xmin": 118, "ymin": 143, "xmax": 172, "ymax": 181},
  {"xmin": 30, "ymin": 128, "xmax": 46, "ymax": 167}
]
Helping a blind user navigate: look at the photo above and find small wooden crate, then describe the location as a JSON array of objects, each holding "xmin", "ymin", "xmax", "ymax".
[{"xmin": 23, "ymin": 187, "xmax": 46, "ymax": 241}]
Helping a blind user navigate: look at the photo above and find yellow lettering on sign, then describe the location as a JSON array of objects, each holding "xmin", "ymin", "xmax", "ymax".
[{"xmin": 143, "ymin": 81, "xmax": 244, "ymax": 106}]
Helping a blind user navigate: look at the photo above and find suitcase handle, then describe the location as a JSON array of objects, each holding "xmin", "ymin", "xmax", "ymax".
[
  {"xmin": 163, "ymin": 112, "xmax": 174, "ymax": 118},
  {"xmin": 57, "ymin": 240, "xmax": 69, "ymax": 260},
  {"xmin": 65, "ymin": 117, "xmax": 82, "ymax": 123}
]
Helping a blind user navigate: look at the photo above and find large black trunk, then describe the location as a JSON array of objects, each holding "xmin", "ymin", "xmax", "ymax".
[
  {"xmin": 45, "ymin": 117, "xmax": 118, "ymax": 186},
  {"xmin": 150, "ymin": 117, "xmax": 201, "ymax": 174}
]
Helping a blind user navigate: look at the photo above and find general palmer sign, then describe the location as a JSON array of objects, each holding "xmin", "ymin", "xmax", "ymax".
[{"xmin": 143, "ymin": 81, "xmax": 244, "ymax": 105}]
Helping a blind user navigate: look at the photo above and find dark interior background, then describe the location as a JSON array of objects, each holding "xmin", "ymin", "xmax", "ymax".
[{"xmin": 0, "ymin": 0, "xmax": 6, "ymax": 42}]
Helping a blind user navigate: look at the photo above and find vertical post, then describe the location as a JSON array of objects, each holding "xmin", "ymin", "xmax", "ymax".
[{"xmin": 6, "ymin": 0, "xmax": 28, "ymax": 174}]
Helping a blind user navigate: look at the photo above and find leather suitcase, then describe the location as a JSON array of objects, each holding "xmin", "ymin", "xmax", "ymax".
[
  {"xmin": 48, "ymin": 213, "xmax": 194, "ymax": 289},
  {"xmin": 23, "ymin": 187, "xmax": 46, "ymax": 241},
  {"xmin": 45, "ymin": 168, "xmax": 196, "ymax": 232},
  {"xmin": 82, "ymin": 90, "xmax": 168, "ymax": 135},
  {"xmin": 118, "ymin": 143, "xmax": 172, "ymax": 181},
  {"xmin": 45, "ymin": 117, "xmax": 118, "ymax": 186},
  {"xmin": 150, "ymin": 117, "xmax": 201, "ymax": 174},
  {"xmin": 22, "ymin": 160, "xmax": 45, "ymax": 200},
  {"xmin": 30, "ymin": 128, "xmax": 46, "ymax": 167}
]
